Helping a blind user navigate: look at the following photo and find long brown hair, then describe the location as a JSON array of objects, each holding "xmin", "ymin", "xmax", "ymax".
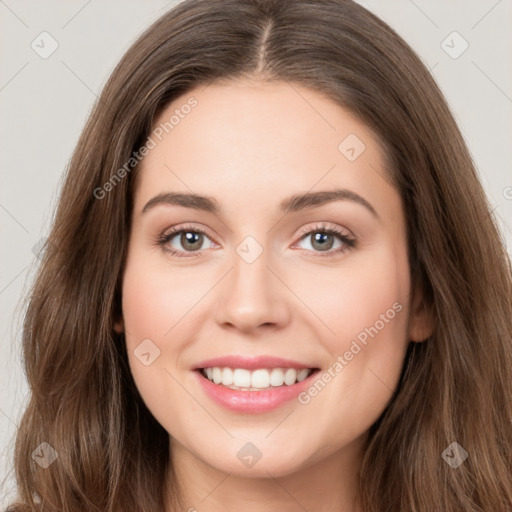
[{"xmin": 7, "ymin": 0, "xmax": 512, "ymax": 510}]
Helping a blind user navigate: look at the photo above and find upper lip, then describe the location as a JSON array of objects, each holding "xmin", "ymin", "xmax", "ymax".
[{"xmin": 193, "ymin": 355, "xmax": 316, "ymax": 371}]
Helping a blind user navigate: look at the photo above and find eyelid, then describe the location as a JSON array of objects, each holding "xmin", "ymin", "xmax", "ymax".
[
  {"xmin": 160, "ymin": 223, "xmax": 215, "ymax": 241},
  {"xmin": 293, "ymin": 221, "xmax": 354, "ymax": 240}
]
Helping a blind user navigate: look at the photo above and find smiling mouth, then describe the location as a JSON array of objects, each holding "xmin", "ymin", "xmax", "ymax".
[{"xmin": 198, "ymin": 366, "xmax": 320, "ymax": 391}]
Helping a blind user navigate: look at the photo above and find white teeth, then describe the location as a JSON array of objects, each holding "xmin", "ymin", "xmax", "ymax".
[
  {"xmin": 201, "ymin": 367, "xmax": 314, "ymax": 390},
  {"xmin": 212, "ymin": 367, "xmax": 222, "ymax": 384},
  {"xmin": 296, "ymin": 368, "xmax": 309, "ymax": 382},
  {"xmin": 284, "ymin": 368, "xmax": 297, "ymax": 385},
  {"xmin": 233, "ymin": 368, "xmax": 251, "ymax": 388},
  {"xmin": 269, "ymin": 368, "xmax": 284, "ymax": 386},
  {"xmin": 221, "ymin": 367, "xmax": 233, "ymax": 386},
  {"xmin": 251, "ymin": 369, "xmax": 270, "ymax": 388}
]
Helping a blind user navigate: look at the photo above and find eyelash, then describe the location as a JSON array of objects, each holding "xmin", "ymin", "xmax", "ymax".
[{"xmin": 156, "ymin": 222, "xmax": 356, "ymax": 258}]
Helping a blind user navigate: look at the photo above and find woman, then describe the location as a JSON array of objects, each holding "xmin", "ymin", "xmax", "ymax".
[{"xmin": 7, "ymin": 0, "xmax": 512, "ymax": 510}]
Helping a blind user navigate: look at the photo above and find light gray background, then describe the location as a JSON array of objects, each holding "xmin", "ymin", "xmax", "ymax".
[{"xmin": 1, "ymin": 0, "xmax": 511, "ymax": 505}]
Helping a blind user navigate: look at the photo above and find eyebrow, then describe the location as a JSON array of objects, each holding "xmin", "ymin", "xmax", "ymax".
[{"xmin": 141, "ymin": 188, "xmax": 379, "ymax": 218}]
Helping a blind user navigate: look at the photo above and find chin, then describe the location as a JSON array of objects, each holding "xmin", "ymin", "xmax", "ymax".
[{"xmin": 200, "ymin": 447, "xmax": 314, "ymax": 478}]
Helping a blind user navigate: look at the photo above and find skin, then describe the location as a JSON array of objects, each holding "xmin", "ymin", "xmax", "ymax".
[{"xmin": 115, "ymin": 79, "xmax": 433, "ymax": 512}]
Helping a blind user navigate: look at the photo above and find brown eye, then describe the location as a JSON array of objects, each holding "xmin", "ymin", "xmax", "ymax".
[
  {"xmin": 178, "ymin": 231, "xmax": 205, "ymax": 251},
  {"xmin": 158, "ymin": 226, "xmax": 215, "ymax": 257},
  {"xmin": 294, "ymin": 225, "xmax": 356, "ymax": 256}
]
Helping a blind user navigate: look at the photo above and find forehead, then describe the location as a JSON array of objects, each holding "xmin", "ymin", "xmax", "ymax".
[{"xmin": 134, "ymin": 80, "xmax": 398, "ymax": 220}]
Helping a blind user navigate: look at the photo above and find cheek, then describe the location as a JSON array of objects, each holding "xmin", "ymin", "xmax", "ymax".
[
  {"xmin": 122, "ymin": 270, "xmax": 176, "ymax": 339},
  {"xmin": 120, "ymin": 247, "xmax": 226, "ymax": 413},
  {"xmin": 292, "ymin": 245, "xmax": 410, "ymax": 348},
  {"xmin": 120, "ymin": 253, "xmax": 192, "ymax": 429},
  {"xmin": 121, "ymin": 252, "xmax": 208, "ymax": 341},
  {"xmin": 302, "ymin": 245, "xmax": 410, "ymax": 402},
  {"xmin": 291, "ymin": 252, "xmax": 410, "ymax": 447},
  {"xmin": 306, "ymin": 246, "xmax": 410, "ymax": 410}
]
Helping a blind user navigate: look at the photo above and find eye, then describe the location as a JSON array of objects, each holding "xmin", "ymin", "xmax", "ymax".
[
  {"xmin": 293, "ymin": 223, "xmax": 356, "ymax": 256},
  {"xmin": 156, "ymin": 222, "xmax": 356, "ymax": 258},
  {"xmin": 157, "ymin": 225, "xmax": 216, "ymax": 258}
]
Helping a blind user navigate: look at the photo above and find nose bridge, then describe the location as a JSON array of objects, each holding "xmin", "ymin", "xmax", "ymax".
[{"xmin": 214, "ymin": 235, "xmax": 289, "ymax": 331}]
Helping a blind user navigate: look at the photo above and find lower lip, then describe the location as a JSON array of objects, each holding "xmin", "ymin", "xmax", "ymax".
[{"xmin": 194, "ymin": 369, "xmax": 319, "ymax": 413}]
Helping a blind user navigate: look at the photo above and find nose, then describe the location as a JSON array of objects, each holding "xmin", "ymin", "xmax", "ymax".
[{"xmin": 214, "ymin": 247, "xmax": 291, "ymax": 334}]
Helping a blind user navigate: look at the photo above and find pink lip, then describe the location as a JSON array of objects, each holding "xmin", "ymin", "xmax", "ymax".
[
  {"xmin": 193, "ymin": 355, "xmax": 314, "ymax": 370},
  {"xmin": 193, "ymin": 366, "xmax": 320, "ymax": 414}
]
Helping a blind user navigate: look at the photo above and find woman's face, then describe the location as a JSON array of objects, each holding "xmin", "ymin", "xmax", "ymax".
[{"xmin": 118, "ymin": 79, "xmax": 430, "ymax": 477}]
